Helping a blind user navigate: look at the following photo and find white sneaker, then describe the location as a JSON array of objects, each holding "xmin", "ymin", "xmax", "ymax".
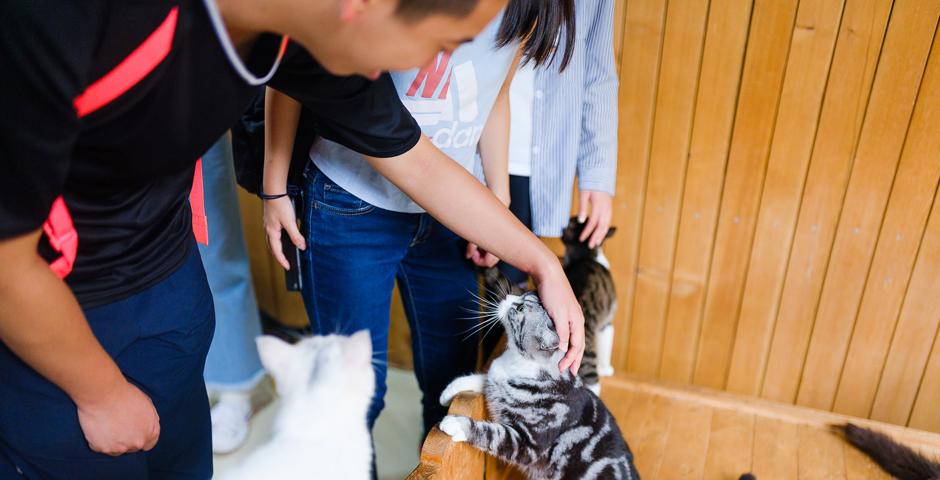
[{"xmin": 211, "ymin": 393, "xmax": 252, "ymax": 454}]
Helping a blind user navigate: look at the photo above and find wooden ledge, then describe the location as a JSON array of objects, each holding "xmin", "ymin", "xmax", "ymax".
[{"xmin": 406, "ymin": 393, "xmax": 488, "ymax": 480}]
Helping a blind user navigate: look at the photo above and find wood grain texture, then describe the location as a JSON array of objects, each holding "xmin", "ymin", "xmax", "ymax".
[
  {"xmin": 628, "ymin": 0, "xmax": 710, "ymax": 376},
  {"xmin": 702, "ymin": 409, "xmax": 755, "ymax": 479},
  {"xmin": 795, "ymin": 0, "xmax": 940, "ymax": 411},
  {"xmin": 759, "ymin": 0, "xmax": 893, "ymax": 404},
  {"xmin": 657, "ymin": 401, "xmax": 712, "ymax": 479},
  {"xmin": 751, "ymin": 416, "xmax": 799, "ymax": 479},
  {"xmin": 909, "ymin": 326, "xmax": 940, "ymax": 432},
  {"xmin": 618, "ymin": 0, "xmax": 669, "ymax": 373},
  {"xmin": 871, "ymin": 186, "xmax": 940, "ymax": 425},
  {"xmin": 658, "ymin": 0, "xmax": 754, "ymax": 383},
  {"xmin": 832, "ymin": 23, "xmax": 940, "ymax": 418},
  {"xmin": 725, "ymin": 0, "xmax": 847, "ymax": 396},
  {"xmin": 798, "ymin": 423, "xmax": 847, "ymax": 479},
  {"xmin": 693, "ymin": 0, "xmax": 800, "ymax": 389}
]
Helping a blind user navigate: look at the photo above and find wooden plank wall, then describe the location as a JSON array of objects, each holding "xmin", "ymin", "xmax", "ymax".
[
  {"xmin": 236, "ymin": 0, "xmax": 940, "ymax": 434},
  {"xmin": 611, "ymin": 0, "xmax": 940, "ymax": 432}
]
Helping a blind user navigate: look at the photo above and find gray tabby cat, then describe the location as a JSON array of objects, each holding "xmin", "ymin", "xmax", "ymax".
[
  {"xmin": 438, "ymin": 291, "xmax": 640, "ymax": 480},
  {"xmin": 483, "ymin": 217, "xmax": 617, "ymax": 395},
  {"xmin": 561, "ymin": 217, "xmax": 617, "ymax": 395}
]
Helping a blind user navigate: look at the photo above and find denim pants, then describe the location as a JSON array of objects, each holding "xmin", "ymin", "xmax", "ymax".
[
  {"xmin": 0, "ymin": 242, "xmax": 215, "ymax": 480},
  {"xmin": 198, "ymin": 136, "xmax": 265, "ymax": 392},
  {"xmin": 300, "ymin": 166, "xmax": 479, "ymax": 434}
]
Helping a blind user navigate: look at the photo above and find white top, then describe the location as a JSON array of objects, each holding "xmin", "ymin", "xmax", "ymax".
[
  {"xmin": 311, "ymin": 14, "xmax": 516, "ymax": 213},
  {"xmin": 507, "ymin": 61, "xmax": 536, "ymax": 177}
]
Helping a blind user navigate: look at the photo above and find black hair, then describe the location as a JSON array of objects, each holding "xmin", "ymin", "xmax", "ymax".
[
  {"xmin": 395, "ymin": 0, "xmax": 481, "ymax": 20},
  {"xmin": 496, "ymin": 0, "xmax": 576, "ymax": 72}
]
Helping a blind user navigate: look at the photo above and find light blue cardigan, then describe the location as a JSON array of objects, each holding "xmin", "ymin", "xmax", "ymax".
[{"xmin": 527, "ymin": 0, "xmax": 619, "ymax": 237}]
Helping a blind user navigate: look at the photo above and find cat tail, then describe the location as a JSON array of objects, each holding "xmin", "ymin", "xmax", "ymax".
[
  {"xmin": 834, "ymin": 423, "xmax": 940, "ymax": 480},
  {"xmin": 738, "ymin": 474, "xmax": 757, "ymax": 480}
]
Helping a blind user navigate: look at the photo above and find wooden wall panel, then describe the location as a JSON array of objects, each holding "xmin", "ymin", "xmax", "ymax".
[
  {"xmin": 872, "ymin": 186, "xmax": 940, "ymax": 426},
  {"xmin": 692, "ymin": 0, "xmax": 799, "ymax": 389},
  {"xmin": 658, "ymin": 0, "xmax": 754, "ymax": 383},
  {"xmin": 758, "ymin": 0, "xmax": 893, "ymax": 403},
  {"xmin": 832, "ymin": 25, "xmax": 940, "ymax": 418},
  {"xmin": 612, "ymin": 0, "xmax": 668, "ymax": 371},
  {"xmin": 725, "ymin": 0, "xmax": 847, "ymax": 396},
  {"xmin": 611, "ymin": 0, "xmax": 940, "ymax": 431},
  {"xmin": 794, "ymin": 0, "xmax": 939, "ymax": 410},
  {"xmin": 627, "ymin": 0, "xmax": 710, "ymax": 376}
]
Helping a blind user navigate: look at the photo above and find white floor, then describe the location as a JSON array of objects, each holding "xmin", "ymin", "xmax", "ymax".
[{"xmin": 212, "ymin": 368, "xmax": 423, "ymax": 480}]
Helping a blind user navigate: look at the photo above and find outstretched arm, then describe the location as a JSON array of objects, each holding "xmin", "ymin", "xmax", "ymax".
[{"xmin": 365, "ymin": 139, "xmax": 585, "ymax": 373}]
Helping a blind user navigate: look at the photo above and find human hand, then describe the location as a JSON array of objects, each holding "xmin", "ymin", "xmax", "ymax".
[
  {"xmin": 578, "ymin": 190, "xmax": 613, "ymax": 248},
  {"xmin": 532, "ymin": 259, "xmax": 585, "ymax": 374},
  {"xmin": 76, "ymin": 380, "xmax": 160, "ymax": 456},
  {"xmin": 263, "ymin": 196, "xmax": 306, "ymax": 270},
  {"xmin": 466, "ymin": 243, "xmax": 499, "ymax": 268}
]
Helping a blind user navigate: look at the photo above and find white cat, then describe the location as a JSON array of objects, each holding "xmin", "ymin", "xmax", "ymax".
[{"xmin": 219, "ymin": 330, "xmax": 375, "ymax": 480}]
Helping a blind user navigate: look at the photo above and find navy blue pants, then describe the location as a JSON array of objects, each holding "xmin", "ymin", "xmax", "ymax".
[
  {"xmin": 300, "ymin": 167, "xmax": 479, "ymax": 436},
  {"xmin": 499, "ymin": 175, "xmax": 533, "ymax": 285},
  {"xmin": 0, "ymin": 243, "xmax": 215, "ymax": 480}
]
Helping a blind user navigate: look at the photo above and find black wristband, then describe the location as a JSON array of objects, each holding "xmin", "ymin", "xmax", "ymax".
[{"xmin": 259, "ymin": 191, "xmax": 289, "ymax": 201}]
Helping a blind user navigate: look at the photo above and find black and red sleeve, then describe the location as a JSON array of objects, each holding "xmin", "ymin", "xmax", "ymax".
[
  {"xmin": 267, "ymin": 42, "xmax": 421, "ymax": 159},
  {"xmin": 0, "ymin": 0, "xmax": 102, "ymax": 239}
]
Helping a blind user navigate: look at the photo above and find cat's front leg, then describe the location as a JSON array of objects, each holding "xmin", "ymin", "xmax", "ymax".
[
  {"xmin": 439, "ymin": 373, "xmax": 487, "ymax": 406},
  {"xmin": 596, "ymin": 323, "xmax": 615, "ymax": 377},
  {"xmin": 439, "ymin": 416, "xmax": 538, "ymax": 468}
]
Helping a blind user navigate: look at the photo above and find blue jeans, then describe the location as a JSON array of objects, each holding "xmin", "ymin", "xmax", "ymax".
[
  {"xmin": 300, "ymin": 166, "xmax": 479, "ymax": 434},
  {"xmin": 198, "ymin": 136, "xmax": 265, "ymax": 391},
  {"xmin": 0, "ymin": 242, "xmax": 214, "ymax": 480}
]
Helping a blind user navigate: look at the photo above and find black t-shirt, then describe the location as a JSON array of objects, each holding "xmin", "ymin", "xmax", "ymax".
[{"xmin": 0, "ymin": 0, "xmax": 420, "ymax": 307}]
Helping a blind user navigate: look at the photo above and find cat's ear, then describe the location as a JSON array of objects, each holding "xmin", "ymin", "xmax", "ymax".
[
  {"xmin": 605, "ymin": 226, "xmax": 617, "ymax": 239},
  {"xmin": 345, "ymin": 330, "xmax": 373, "ymax": 366},
  {"xmin": 256, "ymin": 335, "xmax": 296, "ymax": 377}
]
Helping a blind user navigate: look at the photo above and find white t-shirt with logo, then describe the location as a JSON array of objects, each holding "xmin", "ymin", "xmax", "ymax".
[{"xmin": 311, "ymin": 15, "xmax": 516, "ymax": 213}]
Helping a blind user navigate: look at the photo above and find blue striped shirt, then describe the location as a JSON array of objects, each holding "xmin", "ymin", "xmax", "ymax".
[{"xmin": 526, "ymin": 0, "xmax": 619, "ymax": 237}]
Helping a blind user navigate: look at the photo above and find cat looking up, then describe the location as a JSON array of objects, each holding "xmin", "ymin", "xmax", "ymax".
[{"xmin": 438, "ymin": 291, "xmax": 640, "ymax": 480}]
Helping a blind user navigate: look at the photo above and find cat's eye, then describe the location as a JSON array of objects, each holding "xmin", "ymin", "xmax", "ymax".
[{"xmin": 515, "ymin": 304, "xmax": 525, "ymax": 312}]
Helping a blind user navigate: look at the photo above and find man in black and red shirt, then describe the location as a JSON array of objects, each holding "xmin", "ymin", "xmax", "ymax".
[{"xmin": 0, "ymin": 0, "xmax": 586, "ymax": 478}]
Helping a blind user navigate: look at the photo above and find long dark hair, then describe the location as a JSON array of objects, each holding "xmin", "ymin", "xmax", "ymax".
[{"xmin": 496, "ymin": 0, "xmax": 576, "ymax": 72}]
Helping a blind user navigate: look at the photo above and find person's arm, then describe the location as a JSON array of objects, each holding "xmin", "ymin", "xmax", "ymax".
[
  {"xmin": 0, "ymin": 231, "xmax": 159, "ymax": 455},
  {"xmin": 478, "ymin": 49, "xmax": 521, "ymax": 207},
  {"xmin": 262, "ymin": 87, "xmax": 306, "ymax": 270},
  {"xmin": 466, "ymin": 49, "xmax": 521, "ymax": 267},
  {"xmin": 575, "ymin": 0, "xmax": 619, "ymax": 248},
  {"xmin": 365, "ymin": 137, "xmax": 585, "ymax": 373},
  {"xmin": 268, "ymin": 49, "xmax": 584, "ymax": 371},
  {"xmin": 0, "ymin": 3, "xmax": 158, "ymax": 456}
]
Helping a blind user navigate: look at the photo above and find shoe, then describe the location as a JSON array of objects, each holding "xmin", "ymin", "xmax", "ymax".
[{"xmin": 211, "ymin": 393, "xmax": 252, "ymax": 454}]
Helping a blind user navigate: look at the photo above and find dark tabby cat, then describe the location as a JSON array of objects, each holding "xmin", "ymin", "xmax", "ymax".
[
  {"xmin": 561, "ymin": 217, "xmax": 617, "ymax": 394},
  {"xmin": 481, "ymin": 218, "xmax": 617, "ymax": 395},
  {"xmin": 439, "ymin": 291, "xmax": 640, "ymax": 480},
  {"xmin": 837, "ymin": 423, "xmax": 940, "ymax": 479}
]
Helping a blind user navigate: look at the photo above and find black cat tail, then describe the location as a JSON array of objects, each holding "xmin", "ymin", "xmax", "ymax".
[
  {"xmin": 835, "ymin": 423, "xmax": 940, "ymax": 480},
  {"xmin": 738, "ymin": 474, "xmax": 756, "ymax": 480}
]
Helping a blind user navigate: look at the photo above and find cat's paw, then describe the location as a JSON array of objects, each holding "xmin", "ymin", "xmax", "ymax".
[
  {"xmin": 439, "ymin": 374, "xmax": 486, "ymax": 406},
  {"xmin": 598, "ymin": 365, "xmax": 615, "ymax": 377},
  {"xmin": 439, "ymin": 416, "xmax": 471, "ymax": 443}
]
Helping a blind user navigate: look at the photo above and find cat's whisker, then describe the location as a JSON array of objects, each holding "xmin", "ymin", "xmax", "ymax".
[
  {"xmin": 459, "ymin": 317, "xmax": 502, "ymax": 340},
  {"xmin": 458, "ymin": 318, "xmax": 500, "ymax": 337}
]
